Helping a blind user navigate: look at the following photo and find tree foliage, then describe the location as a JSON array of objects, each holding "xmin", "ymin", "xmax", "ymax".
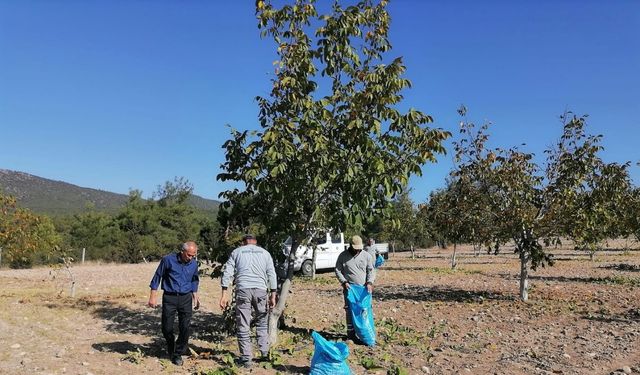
[
  {"xmin": 57, "ymin": 178, "xmax": 219, "ymax": 264},
  {"xmin": 214, "ymin": 195, "xmax": 266, "ymax": 263},
  {"xmin": 545, "ymin": 116, "xmax": 633, "ymax": 257},
  {"xmin": 112, "ymin": 178, "xmax": 202, "ymax": 262},
  {"xmin": 426, "ymin": 110, "xmax": 499, "ymax": 258},
  {"xmin": 2, "ymin": 178, "xmax": 221, "ymax": 267},
  {"xmin": 439, "ymin": 108, "xmax": 633, "ymax": 301},
  {"xmin": 218, "ymin": 0, "xmax": 449, "ymax": 343},
  {"xmin": 0, "ymin": 193, "xmax": 61, "ymax": 268},
  {"xmin": 67, "ymin": 210, "xmax": 120, "ymax": 259},
  {"xmin": 380, "ymin": 190, "xmax": 430, "ymax": 257},
  {"xmin": 625, "ymin": 187, "xmax": 640, "ymax": 242}
]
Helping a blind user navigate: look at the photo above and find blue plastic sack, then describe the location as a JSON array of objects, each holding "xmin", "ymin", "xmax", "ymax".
[
  {"xmin": 346, "ymin": 284, "xmax": 376, "ymax": 346},
  {"xmin": 375, "ymin": 254, "xmax": 385, "ymax": 268},
  {"xmin": 309, "ymin": 331, "xmax": 351, "ymax": 375}
]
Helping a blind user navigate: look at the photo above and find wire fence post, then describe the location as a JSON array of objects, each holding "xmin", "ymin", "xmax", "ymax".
[
  {"xmin": 82, "ymin": 248, "xmax": 85, "ymax": 264},
  {"xmin": 0, "ymin": 247, "xmax": 2, "ymax": 267}
]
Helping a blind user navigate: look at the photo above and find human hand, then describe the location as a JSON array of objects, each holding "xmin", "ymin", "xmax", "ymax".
[
  {"xmin": 193, "ymin": 297, "xmax": 201, "ymax": 311},
  {"xmin": 269, "ymin": 293, "xmax": 277, "ymax": 309},
  {"xmin": 219, "ymin": 294, "xmax": 229, "ymax": 310},
  {"xmin": 342, "ymin": 282, "xmax": 350, "ymax": 290},
  {"xmin": 148, "ymin": 296, "xmax": 158, "ymax": 308},
  {"xmin": 148, "ymin": 290, "xmax": 158, "ymax": 308},
  {"xmin": 366, "ymin": 283, "xmax": 373, "ymax": 294}
]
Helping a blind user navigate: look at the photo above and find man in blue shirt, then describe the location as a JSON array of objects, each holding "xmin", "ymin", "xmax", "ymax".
[{"xmin": 148, "ymin": 241, "xmax": 200, "ymax": 366}]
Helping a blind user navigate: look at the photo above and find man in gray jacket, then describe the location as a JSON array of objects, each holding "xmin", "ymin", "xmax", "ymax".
[
  {"xmin": 364, "ymin": 238, "xmax": 377, "ymax": 260},
  {"xmin": 219, "ymin": 234, "xmax": 277, "ymax": 368},
  {"xmin": 335, "ymin": 235, "xmax": 375, "ymax": 342}
]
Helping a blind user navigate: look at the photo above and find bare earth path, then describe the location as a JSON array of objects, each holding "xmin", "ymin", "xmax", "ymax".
[{"xmin": 1, "ymin": 245, "xmax": 638, "ymax": 375}]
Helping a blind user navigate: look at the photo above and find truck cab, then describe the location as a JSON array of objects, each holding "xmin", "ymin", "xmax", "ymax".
[
  {"xmin": 284, "ymin": 231, "xmax": 345, "ymax": 276},
  {"xmin": 372, "ymin": 242, "xmax": 389, "ymax": 259}
]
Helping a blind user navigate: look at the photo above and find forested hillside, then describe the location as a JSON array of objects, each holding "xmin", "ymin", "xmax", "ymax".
[{"xmin": 0, "ymin": 169, "xmax": 219, "ymax": 215}]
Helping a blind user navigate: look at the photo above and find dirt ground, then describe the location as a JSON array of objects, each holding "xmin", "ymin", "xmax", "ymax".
[{"xmin": 1, "ymin": 243, "xmax": 639, "ymax": 375}]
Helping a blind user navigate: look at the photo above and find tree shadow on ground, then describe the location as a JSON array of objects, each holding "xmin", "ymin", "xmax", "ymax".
[
  {"xmin": 581, "ymin": 308, "xmax": 640, "ymax": 324},
  {"xmin": 597, "ymin": 248, "xmax": 640, "ymax": 253},
  {"xmin": 380, "ymin": 266, "xmax": 442, "ymax": 271},
  {"xmin": 92, "ymin": 339, "xmax": 237, "ymax": 366},
  {"xmin": 87, "ymin": 301, "xmax": 229, "ymax": 361},
  {"xmin": 529, "ymin": 275, "xmax": 638, "ymax": 285},
  {"xmin": 374, "ymin": 285, "xmax": 513, "ymax": 303},
  {"xmin": 70, "ymin": 297, "xmax": 316, "ymax": 371},
  {"xmin": 598, "ymin": 263, "xmax": 640, "ymax": 272},
  {"xmin": 380, "ymin": 263, "xmax": 507, "ymax": 271},
  {"xmin": 281, "ymin": 323, "xmax": 344, "ymax": 341},
  {"xmin": 90, "ymin": 301, "xmax": 226, "ymax": 343},
  {"xmin": 273, "ymin": 363, "xmax": 309, "ymax": 374},
  {"xmin": 453, "ymin": 260, "xmax": 512, "ymax": 265}
]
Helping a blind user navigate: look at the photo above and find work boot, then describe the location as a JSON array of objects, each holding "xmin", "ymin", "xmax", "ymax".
[
  {"xmin": 171, "ymin": 355, "xmax": 183, "ymax": 366},
  {"xmin": 347, "ymin": 333, "xmax": 365, "ymax": 346},
  {"xmin": 255, "ymin": 351, "xmax": 269, "ymax": 362}
]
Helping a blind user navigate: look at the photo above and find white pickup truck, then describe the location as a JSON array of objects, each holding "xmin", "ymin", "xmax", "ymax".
[
  {"xmin": 284, "ymin": 232, "xmax": 345, "ymax": 276},
  {"xmin": 284, "ymin": 232, "xmax": 389, "ymax": 276}
]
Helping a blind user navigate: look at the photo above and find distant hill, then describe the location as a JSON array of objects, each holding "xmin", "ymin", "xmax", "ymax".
[{"xmin": 0, "ymin": 169, "xmax": 220, "ymax": 216}]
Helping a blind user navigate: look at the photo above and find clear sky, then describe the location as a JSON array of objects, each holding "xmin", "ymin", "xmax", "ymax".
[{"xmin": 1, "ymin": 0, "xmax": 638, "ymax": 203}]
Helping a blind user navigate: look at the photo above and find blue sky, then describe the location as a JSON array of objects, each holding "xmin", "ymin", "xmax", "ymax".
[{"xmin": 1, "ymin": 0, "xmax": 638, "ymax": 203}]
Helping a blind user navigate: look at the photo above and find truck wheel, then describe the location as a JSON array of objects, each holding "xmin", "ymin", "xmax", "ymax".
[{"xmin": 301, "ymin": 260, "xmax": 313, "ymax": 277}]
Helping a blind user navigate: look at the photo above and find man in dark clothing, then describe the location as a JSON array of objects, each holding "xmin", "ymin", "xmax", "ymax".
[{"xmin": 148, "ymin": 241, "xmax": 200, "ymax": 366}]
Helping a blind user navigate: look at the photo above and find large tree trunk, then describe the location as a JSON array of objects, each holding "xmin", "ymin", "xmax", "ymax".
[
  {"xmin": 451, "ymin": 243, "xmax": 458, "ymax": 269},
  {"xmin": 519, "ymin": 250, "xmax": 529, "ymax": 301},
  {"xmin": 268, "ymin": 238, "xmax": 300, "ymax": 346}
]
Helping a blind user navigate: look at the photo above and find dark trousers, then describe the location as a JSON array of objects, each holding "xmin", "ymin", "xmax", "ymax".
[{"xmin": 161, "ymin": 293, "xmax": 193, "ymax": 357}]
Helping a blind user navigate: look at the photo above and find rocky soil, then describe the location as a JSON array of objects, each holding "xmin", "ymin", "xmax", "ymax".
[{"xmin": 0, "ymin": 244, "xmax": 638, "ymax": 375}]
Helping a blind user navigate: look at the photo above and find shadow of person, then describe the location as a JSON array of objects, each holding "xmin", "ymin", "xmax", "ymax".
[{"xmin": 92, "ymin": 337, "xmax": 165, "ymax": 357}]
